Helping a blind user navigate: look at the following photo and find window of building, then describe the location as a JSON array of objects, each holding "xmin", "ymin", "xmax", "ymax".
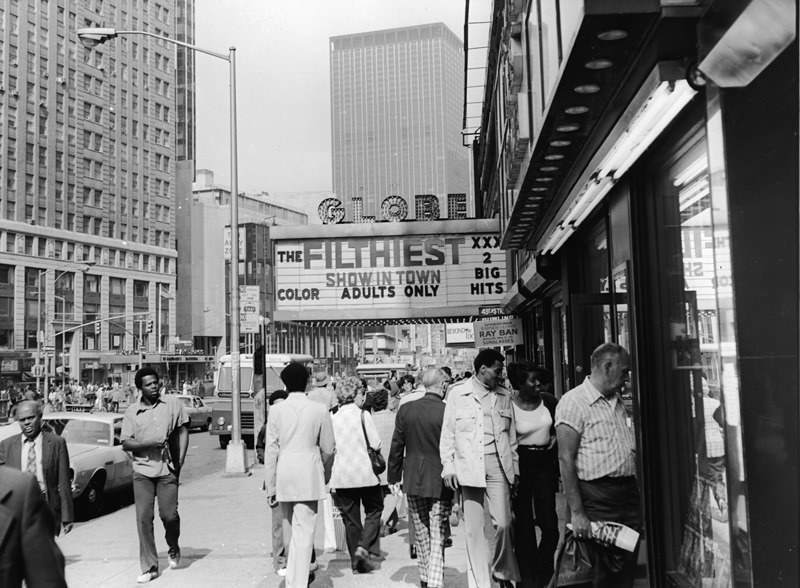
[
  {"xmin": 109, "ymin": 277, "xmax": 125, "ymax": 296},
  {"xmin": 84, "ymin": 273, "xmax": 99, "ymax": 294}
]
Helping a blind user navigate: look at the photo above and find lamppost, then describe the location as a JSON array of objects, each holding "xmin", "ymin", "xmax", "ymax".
[
  {"xmin": 77, "ymin": 27, "xmax": 247, "ymax": 473},
  {"xmin": 34, "ymin": 263, "xmax": 94, "ymax": 397},
  {"xmin": 54, "ymin": 295, "xmax": 66, "ymax": 385}
]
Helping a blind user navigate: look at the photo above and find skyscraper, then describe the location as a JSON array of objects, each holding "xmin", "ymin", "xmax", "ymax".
[
  {"xmin": 330, "ymin": 23, "xmax": 471, "ymax": 221},
  {"xmin": 0, "ymin": 0, "xmax": 193, "ymax": 386}
]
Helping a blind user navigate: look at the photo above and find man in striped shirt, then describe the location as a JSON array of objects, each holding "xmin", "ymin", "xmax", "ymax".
[{"xmin": 555, "ymin": 342, "xmax": 640, "ymax": 587}]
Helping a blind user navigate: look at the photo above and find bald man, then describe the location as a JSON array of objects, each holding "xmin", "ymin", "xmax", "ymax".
[{"xmin": 0, "ymin": 400, "xmax": 74, "ymax": 536}]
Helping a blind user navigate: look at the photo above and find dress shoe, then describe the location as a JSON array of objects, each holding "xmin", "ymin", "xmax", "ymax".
[{"xmin": 353, "ymin": 546, "xmax": 375, "ymax": 573}]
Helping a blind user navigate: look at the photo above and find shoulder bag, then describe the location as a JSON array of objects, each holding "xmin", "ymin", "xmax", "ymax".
[{"xmin": 360, "ymin": 410, "xmax": 386, "ymax": 476}]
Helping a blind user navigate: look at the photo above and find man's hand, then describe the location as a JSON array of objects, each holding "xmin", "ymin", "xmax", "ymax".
[
  {"xmin": 388, "ymin": 483, "xmax": 402, "ymax": 496},
  {"xmin": 443, "ymin": 473, "xmax": 459, "ymax": 491},
  {"xmin": 62, "ymin": 522, "xmax": 73, "ymax": 534},
  {"xmin": 570, "ymin": 511, "xmax": 592, "ymax": 540}
]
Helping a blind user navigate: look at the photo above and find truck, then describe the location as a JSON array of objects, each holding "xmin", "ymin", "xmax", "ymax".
[
  {"xmin": 355, "ymin": 362, "xmax": 414, "ymax": 386},
  {"xmin": 209, "ymin": 352, "xmax": 314, "ymax": 449}
]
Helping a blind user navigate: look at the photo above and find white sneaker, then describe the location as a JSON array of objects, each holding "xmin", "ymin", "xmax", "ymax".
[{"xmin": 136, "ymin": 570, "xmax": 158, "ymax": 583}]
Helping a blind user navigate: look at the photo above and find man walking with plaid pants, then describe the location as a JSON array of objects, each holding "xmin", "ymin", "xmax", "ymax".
[{"xmin": 388, "ymin": 367, "xmax": 453, "ymax": 588}]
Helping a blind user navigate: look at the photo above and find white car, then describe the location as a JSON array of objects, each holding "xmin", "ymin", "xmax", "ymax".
[
  {"xmin": 43, "ymin": 412, "xmax": 133, "ymax": 516},
  {"xmin": 174, "ymin": 394, "xmax": 212, "ymax": 431}
]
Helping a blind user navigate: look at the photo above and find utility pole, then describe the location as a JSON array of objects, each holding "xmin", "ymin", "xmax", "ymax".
[{"xmin": 138, "ymin": 319, "xmax": 144, "ymax": 371}]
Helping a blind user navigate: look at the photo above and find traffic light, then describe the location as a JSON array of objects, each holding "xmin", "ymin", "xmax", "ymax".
[
  {"xmin": 146, "ymin": 320, "xmax": 154, "ymax": 333},
  {"xmin": 94, "ymin": 321, "xmax": 101, "ymax": 335}
]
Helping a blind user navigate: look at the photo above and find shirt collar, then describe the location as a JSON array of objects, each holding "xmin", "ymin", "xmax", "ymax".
[
  {"xmin": 135, "ymin": 397, "xmax": 164, "ymax": 413},
  {"xmin": 584, "ymin": 377, "xmax": 618, "ymax": 405},
  {"xmin": 472, "ymin": 376, "xmax": 491, "ymax": 398},
  {"xmin": 23, "ymin": 434, "xmax": 39, "ymax": 444}
]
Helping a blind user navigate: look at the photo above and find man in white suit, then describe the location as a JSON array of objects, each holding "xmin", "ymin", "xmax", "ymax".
[{"xmin": 266, "ymin": 362, "xmax": 335, "ymax": 588}]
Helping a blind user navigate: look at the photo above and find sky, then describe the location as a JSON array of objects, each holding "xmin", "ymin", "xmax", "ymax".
[{"xmin": 194, "ymin": 1, "xmax": 467, "ymax": 195}]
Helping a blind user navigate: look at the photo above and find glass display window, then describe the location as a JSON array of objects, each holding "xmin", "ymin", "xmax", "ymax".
[{"xmin": 646, "ymin": 114, "xmax": 751, "ymax": 586}]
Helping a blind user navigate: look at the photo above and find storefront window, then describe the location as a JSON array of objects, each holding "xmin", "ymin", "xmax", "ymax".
[{"xmin": 652, "ymin": 119, "xmax": 751, "ymax": 585}]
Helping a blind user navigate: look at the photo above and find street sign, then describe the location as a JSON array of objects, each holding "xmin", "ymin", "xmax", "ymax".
[
  {"xmin": 32, "ymin": 364, "xmax": 45, "ymax": 377},
  {"xmin": 41, "ymin": 345, "xmax": 55, "ymax": 353}
]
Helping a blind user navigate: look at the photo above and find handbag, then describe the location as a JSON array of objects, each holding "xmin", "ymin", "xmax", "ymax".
[
  {"xmin": 360, "ymin": 410, "xmax": 386, "ymax": 476},
  {"xmin": 547, "ymin": 529, "xmax": 595, "ymax": 587}
]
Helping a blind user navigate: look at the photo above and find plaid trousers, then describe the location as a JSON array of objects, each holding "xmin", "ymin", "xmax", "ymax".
[{"xmin": 407, "ymin": 495, "xmax": 452, "ymax": 588}]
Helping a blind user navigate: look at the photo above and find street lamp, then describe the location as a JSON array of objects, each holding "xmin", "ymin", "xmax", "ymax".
[
  {"xmin": 34, "ymin": 263, "xmax": 95, "ymax": 397},
  {"xmin": 76, "ymin": 27, "xmax": 247, "ymax": 473}
]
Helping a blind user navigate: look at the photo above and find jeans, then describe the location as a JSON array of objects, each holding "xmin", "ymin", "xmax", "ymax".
[
  {"xmin": 513, "ymin": 447, "xmax": 559, "ymax": 588},
  {"xmin": 133, "ymin": 472, "xmax": 180, "ymax": 573},
  {"xmin": 579, "ymin": 476, "xmax": 641, "ymax": 588},
  {"xmin": 332, "ymin": 485, "xmax": 383, "ymax": 566}
]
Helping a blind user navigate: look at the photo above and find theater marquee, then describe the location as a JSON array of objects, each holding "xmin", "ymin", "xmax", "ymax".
[{"xmin": 270, "ymin": 219, "xmax": 506, "ymax": 321}]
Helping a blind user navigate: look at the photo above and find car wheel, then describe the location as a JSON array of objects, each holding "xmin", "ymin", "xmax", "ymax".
[
  {"xmin": 218, "ymin": 435, "xmax": 230, "ymax": 449},
  {"xmin": 81, "ymin": 475, "xmax": 105, "ymax": 517}
]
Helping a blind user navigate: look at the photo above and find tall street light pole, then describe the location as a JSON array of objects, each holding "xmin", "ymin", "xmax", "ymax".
[{"xmin": 77, "ymin": 27, "xmax": 247, "ymax": 473}]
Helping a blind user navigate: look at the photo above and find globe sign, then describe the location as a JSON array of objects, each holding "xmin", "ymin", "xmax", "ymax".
[{"xmin": 317, "ymin": 198, "xmax": 345, "ymax": 224}]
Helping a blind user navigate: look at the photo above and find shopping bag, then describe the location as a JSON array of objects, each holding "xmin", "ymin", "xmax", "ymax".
[
  {"xmin": 547, "ymin": 530, "xmax": 594, "ymax": 587},
  {"xmin": 321, "ymin": 494, "xmax": 338, "ymax": 552},
  {"xmin": 330, "ymin": 503, "xmax": 348, "ymax": 552}
]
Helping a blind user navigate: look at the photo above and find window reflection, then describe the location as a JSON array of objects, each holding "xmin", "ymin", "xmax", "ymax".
[{"xmin": 667, "ymin": 126, "xmax": 750, "ymax": 584}]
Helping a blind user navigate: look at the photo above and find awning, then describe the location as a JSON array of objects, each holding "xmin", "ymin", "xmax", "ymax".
[{"xmin": 499, "ymin": 2, "xmax": 664, "ymax": 249}]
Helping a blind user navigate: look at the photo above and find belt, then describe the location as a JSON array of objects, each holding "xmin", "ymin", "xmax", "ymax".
[{"xmin": 519, "ymin": 444, "xmax": 552, "ymax": 451}]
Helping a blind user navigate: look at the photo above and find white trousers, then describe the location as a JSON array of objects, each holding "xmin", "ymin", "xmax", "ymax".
[{"xmin": 281, "ymin": 500, "xmax": 318, "ymax": 588}]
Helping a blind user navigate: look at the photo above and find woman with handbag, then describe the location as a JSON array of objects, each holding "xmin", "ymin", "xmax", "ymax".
[{"xmin": 329, "ymin": 376, "xmax": 385, "ymax": 574}]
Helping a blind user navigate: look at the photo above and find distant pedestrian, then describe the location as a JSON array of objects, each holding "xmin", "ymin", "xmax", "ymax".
[
  {"xmin": 121, "ymin": 367, "xmax": 189, "ymax": 584},
  {"xmin": 389, "ymin": 367, "xmax": 453, "ymax": 588},
  {"xmin": 556, "ymin": 342, "xmax": 639, "ymax": 587},
  {"xmin": 440, "ymin": 349, "xmax": 520, "ymax": 588},
  {"xmin": 329, "ymin": 376, "xmax": 383, "ymax": 574},
  {"xmin": 265, "ymin": 363, "xmax": 335, "ymax": 588},
  {"xmin": 0, "ymin": 400, "xmax": 74, "ymax": 536},
  {"xmin": 307, "ymin": 370, "xmax": 338, "ymax": 412},
  {"xmin": 0, "ymin": 465, "xmax": 67, "ymax": 587},
  {"xmin": 368, "ymin": 388, "xmax": 399, "ymax": 537},
  {"xmin": 508, "ymin": 362, "xmax": 559, "ymax": 588}
]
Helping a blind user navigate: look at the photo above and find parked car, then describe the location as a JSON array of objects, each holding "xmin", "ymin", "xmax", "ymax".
[
  {"xmin": 43, "ymin": 412, "xmax": 133, "ymax": 516},
  {"xmin": 175, "ymin": 394, "xmax": 212, "ymax": 431},
  {"xmin": 0, "ymin": 421, "xmax": 19, "ymax": 443}
]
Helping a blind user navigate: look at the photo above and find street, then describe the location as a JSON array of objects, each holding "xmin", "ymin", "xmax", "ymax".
[
  {"xmin": 56, "ymin": 429, "xmax": 475, "ymax": 587},
  {"xmin": 72, "ymin": 428, "xmax": 228, "ymax": 528}
]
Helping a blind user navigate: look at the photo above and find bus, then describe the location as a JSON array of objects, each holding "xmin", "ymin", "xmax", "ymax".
[{"xmin": 210, "ymin": 352, "xmax": 314, "ymax": 449}]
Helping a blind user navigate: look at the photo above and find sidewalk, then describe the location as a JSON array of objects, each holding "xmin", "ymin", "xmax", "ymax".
[{"xmin": 58, "ymin": 463, "xmax": 469, "ymax": 587}]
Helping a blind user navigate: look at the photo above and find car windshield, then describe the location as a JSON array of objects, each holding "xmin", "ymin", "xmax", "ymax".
[{"xmin": 60, "ymin": 420, "xmax": 111, "ymax": 445}]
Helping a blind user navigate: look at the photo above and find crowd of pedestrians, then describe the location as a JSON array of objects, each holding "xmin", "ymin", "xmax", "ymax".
[{"xmin": 265, "ymin": 341, "xmax": 640, "ymax": 588}]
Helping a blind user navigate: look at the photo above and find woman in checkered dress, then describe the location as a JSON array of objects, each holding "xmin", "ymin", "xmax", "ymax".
[{"xmin": 329, "ymin": 377, "xmax": 383, "ymax": 574}]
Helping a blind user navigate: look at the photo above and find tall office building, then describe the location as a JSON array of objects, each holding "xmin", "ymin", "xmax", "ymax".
[
  {"xmin": 0, "ymin": 0, "xmax": 193, "ymax": 387},
  {"xmin": 330, "ymin": 23, "xmax": 471, "ymax": 221}
]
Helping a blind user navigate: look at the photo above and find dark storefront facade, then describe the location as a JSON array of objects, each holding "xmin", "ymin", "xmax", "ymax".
[{"xmin": 470, "ymin": 1, "xmax": 797, "ymax": 585}]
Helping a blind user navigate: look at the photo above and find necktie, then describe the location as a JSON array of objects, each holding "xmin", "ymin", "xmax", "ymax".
[{"xmin": 26, "ymin": 441, "xmax": 36, "ymax": 476}]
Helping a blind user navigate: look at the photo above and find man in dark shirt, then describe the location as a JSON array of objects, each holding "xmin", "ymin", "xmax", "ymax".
[{"xmin": 389, "ymin": 367, "xmax": 454, "ymax": 588}]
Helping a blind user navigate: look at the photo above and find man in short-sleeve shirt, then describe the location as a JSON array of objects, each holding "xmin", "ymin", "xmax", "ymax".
[
  {"xmin": 555, "ymin": 342, "xmax": 639, "ymax": 587},
  {"xmin": 121, "ymin": 367, "xmax": 189, "ymax": 584}
]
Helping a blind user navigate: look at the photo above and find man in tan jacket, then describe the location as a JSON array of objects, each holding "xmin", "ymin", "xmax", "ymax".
[
  {"xmin": 440, "ymin": 349, "xmax": 520, "ymax": 588},
  {"xmin": 265, "ymin": 362, "xmax": 335, "ymax": 587}
]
